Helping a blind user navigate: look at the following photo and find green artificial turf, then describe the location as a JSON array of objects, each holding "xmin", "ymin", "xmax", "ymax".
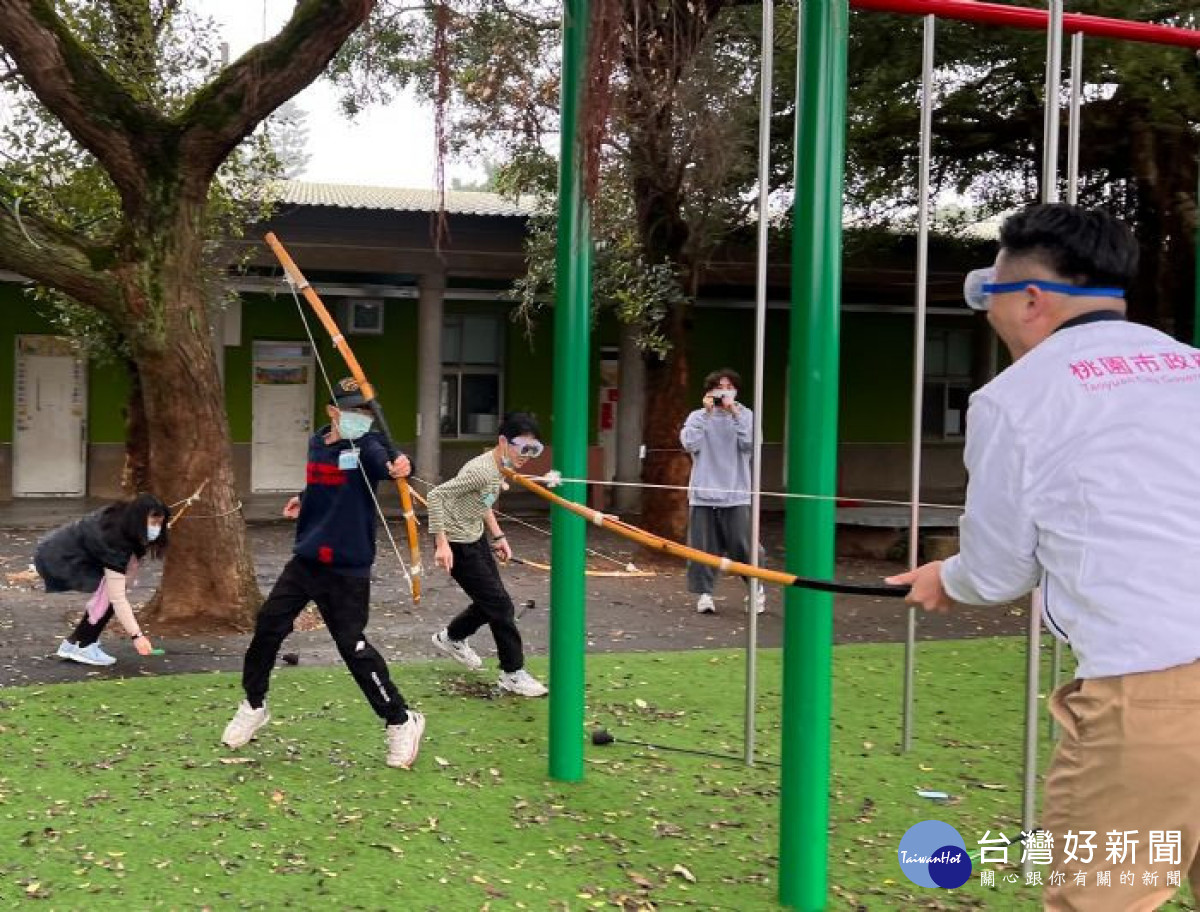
[{"xmin": 0, "ymin": 639, "xmax": 1193, "ymax": 910}]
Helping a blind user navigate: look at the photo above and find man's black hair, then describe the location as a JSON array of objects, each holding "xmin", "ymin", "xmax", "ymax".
[
  {"xmin": 703, "ymin": 368, "xmax": 743, "ymax": 392},
  {"xmin": 98, "ymin": 493, "xmax": 170, "ymax": 558},
  {"xmin": 999, "ymin": 203, "xmax": 1138, "ymax": 289},
  {"xmin": 499, "ymin": 412, "xmax": 540, "ymax": 440}
]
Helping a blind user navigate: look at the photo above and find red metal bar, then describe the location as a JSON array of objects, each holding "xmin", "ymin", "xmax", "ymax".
[{"xmin": 851, "ymin": 0, "xmax": 1200, "ymax": 49}]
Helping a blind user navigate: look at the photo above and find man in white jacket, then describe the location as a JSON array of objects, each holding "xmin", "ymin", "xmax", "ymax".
[{"xmin": 889, "ymin": 203, "xmax": 1200, "ymax": 910}]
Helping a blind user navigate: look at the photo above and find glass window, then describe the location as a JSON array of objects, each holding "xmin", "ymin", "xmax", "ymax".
[
  {"xmin": 441, "ymin": 321, "xmax": 462, "ymax": 363},
  {"xmin": 462, "ymin": 315, "xmax": 501, "ymax": 364},
  {"xmin": 922, "ymin": 327, "xmax": 973, "ymax": 440},
  {"xmin": 442, "ymin": 313, "xmax": 503, "ymax": 437}
]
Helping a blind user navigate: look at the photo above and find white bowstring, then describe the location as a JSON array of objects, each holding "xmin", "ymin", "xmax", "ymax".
[
  {"xmin": 408, "ymin": 473, "xmax": 633, "ymax": 570},
  {"xmin": 284, "ymin": 278, "xmax": 413, "ymax": 591},
  {"xmin": 170, "ymin": 503, "xmax": 244, "ymax": 521},
  {"xmin": 531, "ymin": 475, "xmax": 965, "ymax": 512}
]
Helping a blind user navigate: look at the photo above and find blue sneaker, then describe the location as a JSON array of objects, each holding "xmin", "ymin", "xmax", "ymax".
[{"xmin": 72, "ymin": 643, "xmax": 116, "ymax": 666}]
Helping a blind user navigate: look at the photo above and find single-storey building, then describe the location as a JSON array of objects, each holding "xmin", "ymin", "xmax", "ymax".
[{"xmin": 0, "ymin": 181, "xmax": 991, "ymax": 504}]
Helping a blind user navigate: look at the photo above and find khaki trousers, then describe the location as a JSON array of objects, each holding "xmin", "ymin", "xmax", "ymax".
[{"xmin": 1043, "ymin": 659, "xmax": 1200, "ymax": 911}]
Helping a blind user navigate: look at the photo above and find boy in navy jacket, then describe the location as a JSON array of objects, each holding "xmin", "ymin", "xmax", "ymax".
[{"xmin": 222, "ymin": 378, "xmax": 425, "ymax": 769}]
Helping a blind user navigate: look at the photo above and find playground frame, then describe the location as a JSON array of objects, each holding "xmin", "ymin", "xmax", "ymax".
[{"xmin": 545, "ymin": 1, "xmax": 1200, "ymax": 908}]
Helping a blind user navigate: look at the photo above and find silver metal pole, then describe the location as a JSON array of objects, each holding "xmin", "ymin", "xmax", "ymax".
[
  {"xmin": 1024, "ymin": 0, "xmax": 1064, "ymax": 878},
  {"xmin": 902, "ymin": 13, "xmax": 936, "ymax": 754},
  {"xmin": 1049, "ymin": 30, "xmax": 1084, "ymax": 740},
  {"xmin": 744, "ymin": 0, "xmax": 774, "ymax": 767},
  {"xmin": 1041, "ymin": 0, "xmax": 1064, "ymax": 204},
  {"xmin": 1066, "ymin": 31, "xmax": 1084, "ymax": 205}
]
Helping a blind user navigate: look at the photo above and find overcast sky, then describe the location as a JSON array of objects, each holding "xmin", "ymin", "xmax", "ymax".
[{"xmin": 207, "ymin": 0, "xmax": 477, "ymax": 189}]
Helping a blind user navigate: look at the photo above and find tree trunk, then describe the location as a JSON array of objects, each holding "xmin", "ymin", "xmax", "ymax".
[
  {"xmin": 130, "ymin": 217, "xmax": 261, "ymax": 631},
  {"xmin": 121, "ymin": 361, "xmax": 151, "ymax": 495},
  {"xmin": 639, "ymin": 295, "xmax": 691, "ymax": 543}
]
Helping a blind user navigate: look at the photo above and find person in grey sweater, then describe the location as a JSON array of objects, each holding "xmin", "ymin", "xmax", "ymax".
[{"xmin": 679, "ymin": 368, "xmax": 765, "ymax": 615}]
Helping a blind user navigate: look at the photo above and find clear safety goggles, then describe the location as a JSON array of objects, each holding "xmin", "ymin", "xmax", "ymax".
[
  {"xmin": 963, "ymin": 266, "xmax": 1124, "ymax": 312},
  {"xmin": 507, "ymin": 436, "xmax": 544, "ymax": 459}
]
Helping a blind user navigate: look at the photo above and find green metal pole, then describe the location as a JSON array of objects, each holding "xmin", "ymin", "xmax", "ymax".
[
  {"xmin": 549, "ymin": 0, "xmax": 590, "ymax": 783},
  {"xmin": 780, "ymin": 0, "xmax": 848, "ymax": 907}
]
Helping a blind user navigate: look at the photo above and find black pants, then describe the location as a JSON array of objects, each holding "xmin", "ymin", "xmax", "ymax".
[
  {"xmin": 241, "ymin": 557, "xmax": 408, "ymax": 725},
  {"xmin": 446, "ymin": 536, "xmax": 525, "ymax": 673},
  {"xmin": 686, "ymin": 505, "xmax": 764, "ymax": 595},
  {"xmin": 69, "ymin": 608, "xmax": 112, "ymax": 647}
]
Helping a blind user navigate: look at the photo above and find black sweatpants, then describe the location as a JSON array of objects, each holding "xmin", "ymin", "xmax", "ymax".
[
  {"xmin": 685, "ymin": 504, "xmax": 765, "ymax": 595},
  {"xmin": 241, "ymin": 557, "xmax": 408, "ymax": 725},
  {"xmin": 69, "ymin": 608, "xmax": 113, "ymax": 647},
  {"xmin": 446, "ymin": 536, "xmax": 525, "ymax": 673}
]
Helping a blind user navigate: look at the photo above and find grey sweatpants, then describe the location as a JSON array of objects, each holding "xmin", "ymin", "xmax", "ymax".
[{"xmin": 686, "ymin": 505, "xmax": 765, "ymax": 595}]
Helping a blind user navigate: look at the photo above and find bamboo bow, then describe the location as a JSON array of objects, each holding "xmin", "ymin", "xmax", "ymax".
[
  {"xmin": 501, "ymin": 468, "xmax": 911, "ymax": 599},
  {"xmin": 406, "ymin": 484, "xmax": 654, "ymax": 578},
  {"xmin": 264, "ymin": 233, "xmax": 423, "ymax": 603}
]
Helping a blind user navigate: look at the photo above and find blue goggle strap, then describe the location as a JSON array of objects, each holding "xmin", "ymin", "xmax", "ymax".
[{"xmin": 981, "ymin": 280, "xmax": 1124, "ymax": 298}]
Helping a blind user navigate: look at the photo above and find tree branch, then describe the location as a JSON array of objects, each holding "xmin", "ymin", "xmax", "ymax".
[
  {"xmin": 176, "ymin": 0, "xmax": 376, "ymax": 191},
  {"xmin": 0, "ymin": 199, "xmax": 123, "ymax": 316},
  {"xmin": 0, "ymin": 0, "xmax": 166, "ymax": 203},
  {"xmin": 152, "ymin": 0, "xmax": 183, "ymax": 40}
]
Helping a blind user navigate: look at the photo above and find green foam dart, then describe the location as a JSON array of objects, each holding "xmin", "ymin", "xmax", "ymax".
[{"xmin": 150, "ymin": 648, "xmax": 166, "ymax": 656}]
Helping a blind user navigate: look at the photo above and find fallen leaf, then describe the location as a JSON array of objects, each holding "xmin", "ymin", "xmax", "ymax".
[{"xmin": 672, "ymin": 863, "xmax": 696, "ymax": 883}]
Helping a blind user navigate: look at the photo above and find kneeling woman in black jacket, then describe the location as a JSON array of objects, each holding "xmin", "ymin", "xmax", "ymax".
[{"xmin": 34, "ymin": 493, "xmax": 169, "ymax": 666}]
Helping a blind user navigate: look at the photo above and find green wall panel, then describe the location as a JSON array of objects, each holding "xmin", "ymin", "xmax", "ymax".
[
  {"xmin": 0, "ymin": 285, "xmax": 124, "ymax": 444},
  {"xmin": 839, "ymin": 312, "xmax": 913, "ymax": 443},
  {"xmin": 0, "ymin": 285, "xmax": 54, "ymax": 444},
  {"xmin": 228, "ymin": 293, "xmax": 419, "ymax": 443},
  {"xmin": 686, "ymin": 307, "xmax": 790, "ymax": 442},
  {"xmin": 503, "ymin": 308, "xmax": 556, "ymax": 438},
  {"xmin": 3, "ymin": 282, "xmax": 942, "ymax": 454},
  {"xmin": 88, "ymin": 359, "xmax": 130, "ymax": 442}
]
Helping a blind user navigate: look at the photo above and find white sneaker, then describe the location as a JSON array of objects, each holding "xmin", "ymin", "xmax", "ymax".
[
  {"xmin": 63, "ymin": 642, "xmax": 116, "ymax": 666},
  {"xmin": 386, "ymin": 711, "xmax": 426, "ymax": 769},
  {"xmin": 222, "ymin": 700, "xmax": 270, "ymax": 748},
  {"xmin": 432, "ymin": 629, "xmax": 483, "ymax": 671},
  {"xmin": 746, "ymin": 586, "xmax": 766, "ymax": 615},
  {"xmin": 696, "ymin": 594, "xmax": 716, "ymax": 614},
  {"xmin": 498, "ymin": 668, "xmax": 549, "ymax": 698}
]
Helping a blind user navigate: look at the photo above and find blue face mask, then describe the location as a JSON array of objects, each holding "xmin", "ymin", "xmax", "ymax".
[
  {"xmin": 147, "ymin": 524, "xmax": 162, "ymax": 542},
  {"xmin": 338, "ymin": 411, "xmax": 373, "ymax": 440}
]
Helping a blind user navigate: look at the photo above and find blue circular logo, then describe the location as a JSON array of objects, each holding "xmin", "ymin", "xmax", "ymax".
[{"xmin": 897, "ymin": 820, "xmax": 972, "ymax": 889}]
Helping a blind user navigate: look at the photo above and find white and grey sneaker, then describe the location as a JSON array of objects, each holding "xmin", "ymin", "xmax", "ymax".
[
  {"xmin": 498, "ymin": 668, "xmax": 548, "ymax": 698},
  {"xmin": 221, "ymin": 700, "xmax": 270, "ymax": 749},
  {"xmin": 432, "ymin": 629, "xmax": 483, "ymax": 671},
  {"xmin": 696, "ymin": 594, "xmax": 716, "ymax": 614},
  {"xmin": 746, "ymin": 586, "xmax": 766, "ymax": 615},
  {"xmin": 61, "ymin": 641, "xmax": 117, "ymax": 666},
  {"xmin": 386, "ymin": 711, "xmax": 426, "ymax": 769}
]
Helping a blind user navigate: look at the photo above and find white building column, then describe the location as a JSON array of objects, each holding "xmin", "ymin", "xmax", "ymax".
[{"xmin": 416, "ymin": 271, "xmax": 445, "ymax": 483}]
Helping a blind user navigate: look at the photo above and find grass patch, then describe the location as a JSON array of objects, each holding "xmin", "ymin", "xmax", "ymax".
[{"xmin": 0, "ymin": 639, "xmax": 1193, "ymax": 909}]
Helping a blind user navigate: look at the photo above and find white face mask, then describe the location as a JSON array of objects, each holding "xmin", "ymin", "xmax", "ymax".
[
  {"xmin": 337, "ymin": 411, "xmax": 373, "ymax": 440},
  {"xmin": 147, "ymin": 524, "xmax": 162, "ymax": 542}
]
